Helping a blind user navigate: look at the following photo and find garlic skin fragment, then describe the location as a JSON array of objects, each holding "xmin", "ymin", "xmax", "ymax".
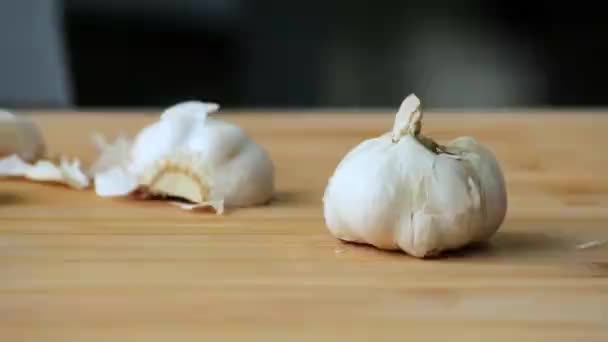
[
  {"xmin": 0, "ymin": 154, "xmax": 89, "ymax": 189},
  {"xmin": 322, "ymin": 94, "xmax": 507, "ymax": 258},
  {"xmin": 0, "ymin": 110, "xmax": 45, "ymax": 162},
  {"xmin": 93, "ymin": 101, "xmax": 275, "ymax": 212}
]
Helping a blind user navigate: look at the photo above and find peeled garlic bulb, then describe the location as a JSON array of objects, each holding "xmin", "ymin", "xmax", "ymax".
[
  {"xmin": 0, "ymin": 110, "xmax": 45, "ymax": 162},
  {"xmin": 322, "ymin": 94, "xmax": 507, "ymax": 258},
  {"xmin": 93, "ymin": 101, "xmax": 275, "ymax": 212}
]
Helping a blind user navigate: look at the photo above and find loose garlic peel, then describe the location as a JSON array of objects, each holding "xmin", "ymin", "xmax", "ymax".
[
  {"xmin": 92, "ymin": 101, "xmax": 274, "ymax": 214},
  {"xmin": 0, "ymin": 110, "xmax": 89, "ymax": 189},
  {"xmin": 322, "ymin": 94, "xmax": 507, "ymax": 258}
]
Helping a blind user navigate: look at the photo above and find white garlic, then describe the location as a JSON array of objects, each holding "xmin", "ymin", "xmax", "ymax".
[
  {"xmin": 0, "ymin": 154, "xmax": 89, "ymax": 189},
  {"xmin": 322, "ymin": 94, "xmax": 507, "ymax": 258},
  {"xmin": 0, "ymin": 110, "xmax": 89, "ymax": 189},
  {"xmin": 0, "ymin": 110, "xmax": 45, "ymax": 162},
  {"xmin": 92, "ymin": 101, "xmax": 275, "ymax": 213}
]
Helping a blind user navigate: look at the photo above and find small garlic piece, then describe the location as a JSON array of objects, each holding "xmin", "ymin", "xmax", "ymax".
[
  {"xmin": 92, "ymin": 101, "xmax": 275, "ymax": 213},
  {"xmin": 322, "ymin": 94, "xmax": 507, "ymax": 258},
  {"xmin": 0, "ymin": 110, "xmax": 88, "ymax": 189},
  {"xmin": 0, "ymin": 154, "xmax": 89, "ymax": 189},
  {"xmin": 0, "ymin": 110, "xmax": 45, "ymax": 162}
]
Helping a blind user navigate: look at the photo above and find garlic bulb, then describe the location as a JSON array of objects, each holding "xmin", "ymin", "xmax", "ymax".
[
  {"xmin": 322, "ymin": 94, "xmax": 507, "ymax": 258},
  {"xmin": 93, "ymin": 101, "xmax": 275, "ymax": 213},
  {"xmin": 0, "ymin": 110, "xmax": 45, "ymax": 162}
]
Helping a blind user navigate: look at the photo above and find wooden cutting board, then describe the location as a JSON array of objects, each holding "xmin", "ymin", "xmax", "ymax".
[{"xmin": 1, "ymin": 111, "xmax": 607, "ymax": 341}]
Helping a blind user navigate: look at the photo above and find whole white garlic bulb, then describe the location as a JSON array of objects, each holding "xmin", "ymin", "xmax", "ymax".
[
  {"xmin": 0, "ymin": 110, "xmax": 45, "ymax": 162},
  {"xmin": 322, "ymin": 94, "xmax": 507, "ymax": 258},
  {"xmin": 93, "ymin": 101, "xmax": 275, "ymax": 213}
]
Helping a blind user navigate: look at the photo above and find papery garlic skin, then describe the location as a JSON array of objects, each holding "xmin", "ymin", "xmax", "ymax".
[
  {"xmin": 446, "ymin": 136, "xmax": 508, "ymax": 242},
  {"xmin": 0, "ymin": 110, "xmax": 45, "ymax": 162},
  {"xmin": 0, "ymin": 154, "xmax": 90, "ymax": 189},
  {"xmin": 94, "ymin": 101, "xmax": 275, "ymax": 210},
  {"xmin": 322, "ymin": 94, "xmax": 507, "ymax": 258}
]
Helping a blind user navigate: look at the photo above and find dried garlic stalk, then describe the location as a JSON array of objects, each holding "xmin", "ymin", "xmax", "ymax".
[
  {"xmin": 322, "ymin": 94, "xmax": 508, "ymax": 258},
  {"xmin": 92, "ymin": 101, "xmax": 274, "ymax": 213}
]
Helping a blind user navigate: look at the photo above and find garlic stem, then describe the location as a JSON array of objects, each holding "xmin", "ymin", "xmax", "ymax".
[
  {"xmin": 391, "ymin": 94, "xmax": 422, "ymax": 142},
  {"xmin": 390, "ymin": 94, "xmax": 447, "ymax": 155}
]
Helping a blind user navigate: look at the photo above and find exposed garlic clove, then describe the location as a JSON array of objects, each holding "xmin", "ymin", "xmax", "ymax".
[
  {"xmin": 92, "ymin": 101, "xmax": 275, "ymax": 212},
  {"xmin": 323, "ymin": 94, "xmax": 508, "ymax": 258},
  {"xmin": 138, "ymin": 152, "xmax": 212, "ymax": 204},
  {"xmin": 0, "ymin": 110, "xmax": 45, "ymax": 162}
]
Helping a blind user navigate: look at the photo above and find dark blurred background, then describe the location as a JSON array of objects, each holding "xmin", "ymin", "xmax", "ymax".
[{"xmin": 1, "ymin": 0, "xmax": 607, "ymax": 109}]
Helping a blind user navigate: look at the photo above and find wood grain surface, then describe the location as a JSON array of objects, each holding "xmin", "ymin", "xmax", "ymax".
[{"xmin": 1, "ymin": 111, "xmax": 607, "ymax": 341}]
